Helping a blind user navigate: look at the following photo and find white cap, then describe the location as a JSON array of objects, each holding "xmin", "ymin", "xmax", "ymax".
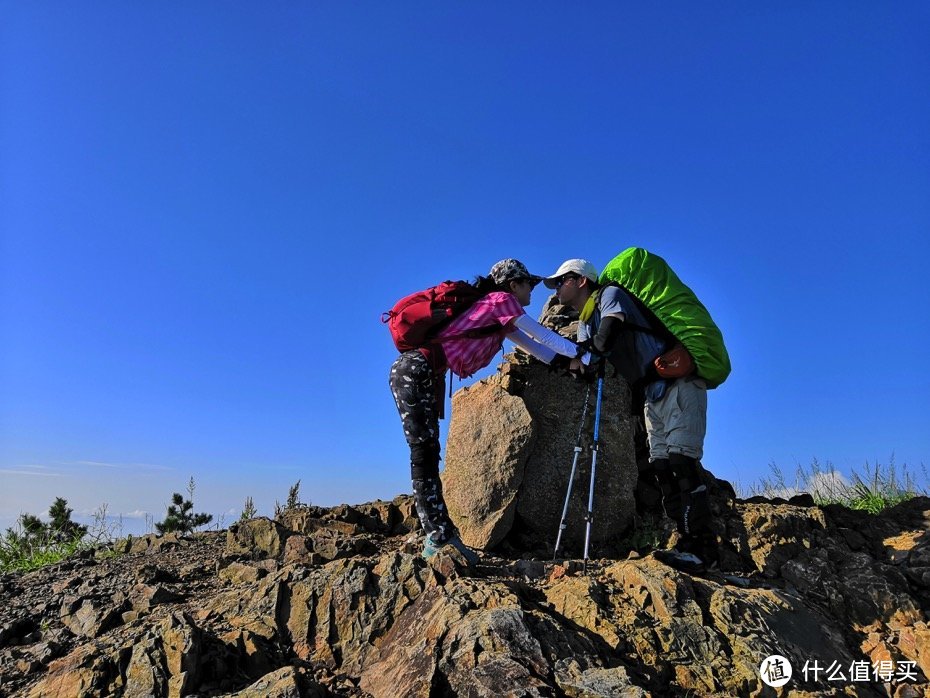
[{"xmin": 542, "ymin": 259, "xmax": 599, "ymax": 289}]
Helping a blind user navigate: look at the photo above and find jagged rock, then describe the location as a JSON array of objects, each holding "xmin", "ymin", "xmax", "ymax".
[
  {"xmin": 280, "ymin": 529, "xmax": 377, "ymax": 566},
  {"xmin": 789, "ymin": 493, "xmax": 817, "ymax": 507},
  {"xmin": 537, "ymin": 295, "xmax": 580, "ymax": 336},
  {"xmin": 5, "ymin": 493, "xmax": 930, "ymax": 697},
  {"xmin": 354, "ymin": 498, "xmax": 417, "ymax": 535},
  {"xmin": 359, "ymin": 580, "xmax": 554, "ymax": 697},
  {"xmin": 279, "ymin": 505, "xmax": 372, "ymax": 536},
  {"xmin": 127, "ymin": 532, "xmax": 185, "ymax": 554},
  {"xmin": 546, "ymin": 559, "xmax": 862, "ymax": 694},
  {"xmin": 50, "ymin": 575, "xmax": 81, "ymax": 595},
  {"xmin": 897, "ymin": 623, "xmax": 930, "ymax": 679},
  {"xmin": 784, "ymin": 548, "xmax": 922, "ymax": 630},
  {"xmin": 111, "ymin": 536, "xmax": 134, "ymax": 555},
  {"xmin": 281, "ymin": 534, "xmax": 320, "ymax": 566},
  {"xmin": 220, "ymin": 628, "xmax": 276, "ymax": 683},
  {"xmin": 392, "ymin": 494, "xmax": 421, "ymax": 534},
  {"xmin": 29, "ymin": 611, "xmax": 206, "ymax": 698},
  {"xmin": 277, "ymin": 554, "xmax": 432, "ymax": 674},
  {"xmin": 736, "ymin": 502, "xmax": 828, "ymax": 577},
  {"xmin": 554, "ymin": 658, "xmax": 648, "ymax": 698},
  {"xmin": 134, "ymin": 563, "xmax": 176, "ymax": 584},
  {"xmin": 26, "ymin": 641, "xmax": 117, "ymax": 698},
  {"xmin": 0, "ymin": 617, "xmax": 35, "ymax": 646},
  {"xmin": 309, "ymin": 528, "xmax": 377, "ymax": 561},
  {"xmin": 226, "ymin": 517, "xmax": 293, "ymax": 558},
  {"xmin": 32, "ymin": 639, "xmax": 64, "ymax": 664},
  {"xmin": 222, "ymin": 665, "xmax": 326, "ymax": 697},
  {"xmin": 204, "ymin": 572, "xmax": 281, "ymax": 642},
  {"xmin": 160, "ymin": 612, "xmax": 202, "ymax": 697},
  {"xmin": 443, "ymin": 377, "xmax": 536, "ymax": 548},
  {"xmin": 128, "ymin": 582, "xmax": 184, "ymax": 612},
  {"xmin": 445, "ymin": 360, "xmax": 637, "ymax": 552},
  {"xmin": 59, "ymin": 595, "xmax": 122, "ymax": 638},
  {"xmin": 15, "ymin": 657, "xmax": 42, "ymax": 674},
  {"xmin": 513, "ymin": 559, "xmax": 547, "ymax": 580},
  {"xmin": 219, "ymin": 561, "xmax": 268, "ymax": 585}
]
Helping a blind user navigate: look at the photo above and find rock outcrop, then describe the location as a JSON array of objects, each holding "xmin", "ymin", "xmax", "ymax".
[
  {"xmin": 444, "ymin": 296, "xmax": 638, "ymax": 552},
  {"xmin": 2, "ymin": 494, "xmax": 930, "ymax": 696},
  {"xmin": 443, "ymin": 361, "xmax": 637, "ymax": 553}
]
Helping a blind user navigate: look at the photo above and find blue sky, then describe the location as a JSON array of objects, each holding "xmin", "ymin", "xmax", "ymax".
[{"xmin": 2, "ymin": 3, "xmax": 928, "ymax": 535}]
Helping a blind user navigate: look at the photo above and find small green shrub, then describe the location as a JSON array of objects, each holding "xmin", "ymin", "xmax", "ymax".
[
  {"xmin": 155, "ymin": 477, "xmax": 213, "ymax": 534},
  {"xmin": 274, "ymin": 480, "xmax": 309, "ymax": 518},
  {"xmin": 0, "ymin": 498, "xmax": 118, "ymax": 573},
  {"xmin": 624, "ymin": 515, "xmax": 666, "ymax": 552},
  {"xmin": 155, "ymin": 494, "xmax": 213, "ymax": 534},
  {"xmin": 240, "ymin": 496, "xmax": 258, "ymax": 521}
]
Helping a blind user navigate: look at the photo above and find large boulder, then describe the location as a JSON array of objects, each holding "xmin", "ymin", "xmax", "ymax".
[
  {"xmin": 442, "ymin": 378, "xmax": 537, "ymax": 548},
  {"xmin": 444, "ymin": 358, "xmax": 637, "ymax": 553}
]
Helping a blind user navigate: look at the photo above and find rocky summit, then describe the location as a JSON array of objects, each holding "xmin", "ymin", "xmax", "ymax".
[
  {"xmin": 2, "ymin": 304, "xmax": 929, "ymax": 697},
  {"xmin": 1, "ymin": 491, "xmax": 930, "ymax": 697}
]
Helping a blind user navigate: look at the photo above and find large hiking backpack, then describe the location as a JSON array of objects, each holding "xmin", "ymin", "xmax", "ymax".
[
  {"xmin": 599, "ymin": 247, "xmax": 731, "ymax": 388},
  {"xmin": 382, "ymin": 280, "xmax": 487, "ymax": 352}
]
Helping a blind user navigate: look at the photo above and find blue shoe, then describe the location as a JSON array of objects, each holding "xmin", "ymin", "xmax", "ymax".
[{"xmin": 422, "ymin": 535, "xmax": 479, "ymax": 567}]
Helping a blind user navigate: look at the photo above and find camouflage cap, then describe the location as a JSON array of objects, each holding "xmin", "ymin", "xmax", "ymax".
[{"xmin": 489, "ymin": 258, "xmax": 543, "ymax": 286}]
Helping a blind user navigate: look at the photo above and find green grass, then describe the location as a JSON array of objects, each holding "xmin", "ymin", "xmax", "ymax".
[
  {"xmin": 742, "ymin": 457, "xmax": 927, "ymax": 514},
  {"xmin": 0, "ymin": 504, "xmax": 125, "ymax": 574},
  {"xmin": 0, "ymin": 530, "xmax": 87, "ymax": 573}
]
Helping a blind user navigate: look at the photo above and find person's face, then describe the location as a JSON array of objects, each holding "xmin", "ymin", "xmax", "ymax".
[
  {"xmin": 508, "ymin": 277, "xmax": 534, "ymax": 306},
  {"xmin": 554, "ymin": 274, "xmax": 584, "ymax": 309}
]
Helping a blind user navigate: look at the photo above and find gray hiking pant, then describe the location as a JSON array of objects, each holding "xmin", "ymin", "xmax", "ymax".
[{"xmin": 644, "ymin": 376, "xmax": 707, "ymax": 461}]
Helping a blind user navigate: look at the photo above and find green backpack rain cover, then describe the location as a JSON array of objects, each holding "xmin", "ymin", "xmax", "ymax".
[{"xmin": 599, "ymin": 247, "xmax": 731, "ymax": 388}]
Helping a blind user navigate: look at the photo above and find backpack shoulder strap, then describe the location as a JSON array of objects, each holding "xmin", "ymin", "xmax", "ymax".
[{"xmin": 601, "ymin": 282, "xmax": 676, "ymax": 344}]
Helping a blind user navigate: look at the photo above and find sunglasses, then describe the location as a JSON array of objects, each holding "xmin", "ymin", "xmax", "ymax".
[
  {"xmin": 554, "ymin": 274, "xmax": 580, "ymax": 289},
  {"xmin": 509, "ymin": 277, "xmax": 538, "ymax": 287}
]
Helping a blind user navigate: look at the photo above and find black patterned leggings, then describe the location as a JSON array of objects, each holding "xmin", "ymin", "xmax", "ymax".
[{"xmin": 389, "ymin": 350, "xmax": 456, "ymax": 544}]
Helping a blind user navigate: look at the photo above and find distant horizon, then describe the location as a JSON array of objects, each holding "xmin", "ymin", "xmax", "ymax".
[{"xmin": 3, "ymin": 449, "xmax": 924, "ymax": 542}]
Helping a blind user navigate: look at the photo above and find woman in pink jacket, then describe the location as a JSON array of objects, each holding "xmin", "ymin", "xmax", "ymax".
[{"xmin": 389, "ymin": 259, "xmax": 587, "ymax": 565}]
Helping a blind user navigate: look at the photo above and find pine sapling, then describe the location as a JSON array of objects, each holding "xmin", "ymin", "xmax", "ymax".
[{"xmin": 155, "ymin": 491, "xmax": 213, "ymax": 534}]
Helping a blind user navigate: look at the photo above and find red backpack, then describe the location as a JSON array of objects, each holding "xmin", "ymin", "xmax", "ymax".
[{"xmin": 382, "ymin": 280, "xmax": 489, "ymax": 351}]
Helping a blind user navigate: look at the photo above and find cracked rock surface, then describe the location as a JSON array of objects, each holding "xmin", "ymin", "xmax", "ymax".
[{"xmin": 2, "ymin": 494, "xmax": 930, "ymax": 696}]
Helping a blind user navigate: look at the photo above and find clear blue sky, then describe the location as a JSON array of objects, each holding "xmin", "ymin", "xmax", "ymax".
[{"xmin": 2, "ymin": 3, "xmax": 928, "ymax": 535}]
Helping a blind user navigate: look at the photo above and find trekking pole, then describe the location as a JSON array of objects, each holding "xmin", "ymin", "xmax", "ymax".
[
  {"xmin": 553, "ymin": 382, "xmax": 592, "ymax": 562},
  {"xmin": 582, "ymin": 365, "xmax": 606, "ymax": 574}
]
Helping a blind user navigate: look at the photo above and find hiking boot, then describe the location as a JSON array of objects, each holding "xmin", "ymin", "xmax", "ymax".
[
  {"xmin": 677, "ymin": 531, "xmax": 720, "ymax": 570},
  {"xmin": 422, "ymin": 535, "xmax": 480, "ymax": 567},
  {"xmin": 653, "ymin": 548, "xmax": 707, "ymax": 574}
]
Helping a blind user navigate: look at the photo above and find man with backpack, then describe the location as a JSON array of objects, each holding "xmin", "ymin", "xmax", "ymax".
[
  {"xmin": 387, "ymin": 259, "xmax": 588, "ymax": 566},
  {"xmin": 543, "ymin": 255, "xmax": 724, "ymax": 573}
]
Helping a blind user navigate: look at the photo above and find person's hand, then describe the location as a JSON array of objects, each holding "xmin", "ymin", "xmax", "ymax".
[
  {"xmin": 569, "ymin": 357, "xmax": 598, "ymax": 383},
  {"xmin": 574, "ymin": 338, "xmax": 593, "ymax": 358},
  {"xmin": 548, "ymin": 354, "xmax": 572, "ymax": 373}
]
